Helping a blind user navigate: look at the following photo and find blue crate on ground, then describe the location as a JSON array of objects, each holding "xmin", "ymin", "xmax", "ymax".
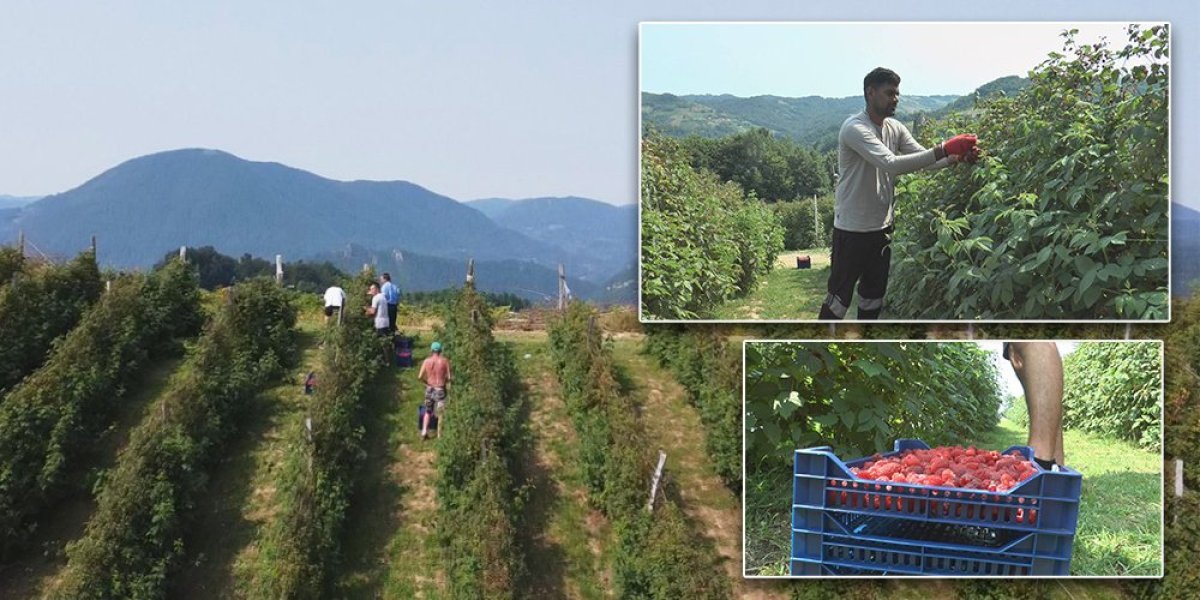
[{"xmin": 790, "ymin": 439, "xmax": 1082, "ymax": 576}]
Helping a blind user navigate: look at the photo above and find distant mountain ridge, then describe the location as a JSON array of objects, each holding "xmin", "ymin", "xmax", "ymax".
[
  {"xmin": 0, "ymin": 149, "xmax": 636, "ymax": 302},
  {"xmin": 0, "ymin": 195, "xmax": 40, "ymax": 210},
  {"xmin": 467, "ymin": 196, "xmax": 637, "ymax": 282},
  {"xmin": 642, "ymin": 76, "xmax": 1028, "ymax": 149}
]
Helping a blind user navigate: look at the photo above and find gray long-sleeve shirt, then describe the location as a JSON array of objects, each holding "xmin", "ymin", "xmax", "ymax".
[{"xmin": 834, "ymin": 110, "xmax": 948, "ymax": 232}]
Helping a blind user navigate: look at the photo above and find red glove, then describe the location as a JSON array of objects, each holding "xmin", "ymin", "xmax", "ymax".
[{"xmin": 942, "ymin": 134, "xmax": 977, "ymax": 156}]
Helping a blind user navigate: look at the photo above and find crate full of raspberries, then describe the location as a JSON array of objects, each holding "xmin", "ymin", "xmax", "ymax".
[{"xmin": 790, "ymin": 439, "xmax": 1082, "ymax": 576}]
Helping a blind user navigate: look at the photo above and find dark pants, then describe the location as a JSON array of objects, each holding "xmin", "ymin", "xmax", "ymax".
[
  {"xmin": 387, "ymin": 303, "xmax": 398, "ymax": 333},
  {"xmin": 818, "ymin": 226, "xmax": 892, "ymax": 320}
]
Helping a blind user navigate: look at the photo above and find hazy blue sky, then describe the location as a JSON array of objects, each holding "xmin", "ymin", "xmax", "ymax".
[
  {"xmin": 0, "ymin": 1, "xmax": 1194, "ymax": 206},
  {"xmin": 642, "ymin": 23, "xmax": 1141, "ymax": 97}
]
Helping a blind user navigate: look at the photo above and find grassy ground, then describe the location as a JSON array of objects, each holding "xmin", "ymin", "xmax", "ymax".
[
  {"xmin": 713, "ymin": 248, "xmax": 837, "ymax": 320},
  {"xmin": 746, "ymin": 419, "xmax": 1160, "ymax": 587},
  {"xmin": 506, "ymin": 337, "xmax": 612, "ymax": 599},
  {"xmin": 335, "ymin": 331, "xmax": 447, "ymax": 599},
  {"xmin": 973, "ymin": 419, "xmax": 1162, "ymax": 576}
]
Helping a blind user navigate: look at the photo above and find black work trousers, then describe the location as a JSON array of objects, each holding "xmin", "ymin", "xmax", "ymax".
[{"xmin": 818, "ymin": 226, "xmax": 892, "ymax": 320}]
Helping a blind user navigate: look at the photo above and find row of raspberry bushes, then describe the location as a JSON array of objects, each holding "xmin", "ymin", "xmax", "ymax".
[
  {"xmin": 434, "ymin": 284, "xmax": 528, "ymax": 598},
  {"xmin": 888, "ymin": 25, "xmax": 1168, "ymax": 319},
  {"xmin": 248, "ymin": 272, "xmax": 385, "ymax": 598},
  {"xmin": 0, "ymin": 248, "xmax": 102, "ymax": 393},
  {"xmin": 50, "ymin": 279, "xmax": 297, "ymax": 599},
  {"xmin": 0, "ymin": 258, "xmax": 201, "ymax": 557},
  {"xmin": 642, "ymin": 325, "xmax": 742, "ymax": 492},
  {"xmin": 641, "ymin": 133, "xmax": 784, "ymax": 320},
  {"xmin": 549, "ymin": 302, "xmax": 729, "ymax": 598}
]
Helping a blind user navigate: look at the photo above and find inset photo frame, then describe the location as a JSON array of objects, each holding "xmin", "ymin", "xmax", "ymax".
[
  {"xmin": 639, "ymin": 22, "xmax": 1170, "ymax": 323},
  {"xmin": 741, "ymin": 339, "xmax": 1164, "ymax": 578}
]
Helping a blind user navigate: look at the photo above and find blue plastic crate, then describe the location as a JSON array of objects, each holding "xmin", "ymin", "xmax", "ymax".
[{"xmin": 790, "ymin": 439, "xmax": 1082, "ymax": 576}]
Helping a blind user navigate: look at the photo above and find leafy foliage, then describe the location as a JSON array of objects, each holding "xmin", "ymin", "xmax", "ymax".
[
  {"xmin": 250, "ymin": 271, "xmax": 384, "ymax": 598},
  {"xmin": 434, "ymin": 283, "xmax": 528, "ymax": 599},
  {"xmin": 0, "ymin": 249, "xmax": 102, "ymax": 393},
  {"xmin": 402, "ymin": 287, "xmax": 531, "ymax": 311},
  {"xmin": 1062, "ymin": 342, "xmax": 1162, "ymax": 450},
  {"xmin": 52, "ymin": 279, "xmax": 297, "ymax": 599},
  {"xmin": 549, "ymin": 303, "xmax": 729, "ymax": 599},
  {"xmin": 642, "ymin": 326, "xmax": 742, "ymax": 492},
  {"xmin": 0, "ymin": 259, "xmax": 202, "ymax": 557},
  {"xmin": 745, "ymin": 342, "xmax": 1002, "ymax": 469},
  {"xmin": 0, "ymin": 245, "xmax": 24, "ymax": 283},
  {"xmin": 641, "ymin": 134, "xmax": 784, "ymax": 319},
  {"xmin": 889, "ymin": 25, "xmax": 1168, "ymax": 319},
  {"xmin": 770, "ymin": 195, "xmax": 834, "ymax": 250},
  {"xmin": 155, "ymin": 246, "xmax": 347, "ymax": 293},
  {"xmin": 678, "ymin": 128, "xmax": 832, "ymax": 201}
]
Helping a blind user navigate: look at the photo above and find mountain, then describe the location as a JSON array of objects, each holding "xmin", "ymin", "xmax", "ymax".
[
  {"xmin": 307, "ymin": 243, "xmax": 602, "ymax": 302},
  {"xmin": 931, "ymin": 75, "xmax": 1030, "ymax": 117},
  {"xmin": 1174, "ymin": 202, "xmax": 1200, "ymax": 297},
  {"xmin": 0, "ymin": 149, "xmax": 584, "ymax": 274},
  {"xmin": 642, "ymin": 76, "xmax": 1028, "ymax": 149},
  {"xmin": 643, "ymin": 92, "xmax": 957, "ymax": 150},
  {"xmin": 468, "ymin": 196, "xmax": 637, "ymax": 283},
  {"xmin": 464, "ymin": 198, "xmax": 518, "ymax": 220},
  {"xmin": 0, "ymin": 195, "xmax": 41, "ymax": 210}
]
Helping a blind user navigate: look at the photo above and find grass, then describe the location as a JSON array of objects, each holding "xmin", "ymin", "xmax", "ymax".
[
  {"xmin": 336, "ymin": 331, "xmax": 447, "ymax": 599},
  {"xmin": 507, "ymin": 337, "xmax": 611, "ymax": 599},
  {"xmin": 745, "ymin": 419, "xmax": 1161, "ymax": 582},
  {"xmin": 712, "ymin": 248, "xmax": 838, "ymax": 320}
]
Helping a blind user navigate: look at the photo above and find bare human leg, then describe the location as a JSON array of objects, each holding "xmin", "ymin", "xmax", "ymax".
[{"xmin": 1008, "ymin": 342, "xmax": 1065, "ymax": 466}]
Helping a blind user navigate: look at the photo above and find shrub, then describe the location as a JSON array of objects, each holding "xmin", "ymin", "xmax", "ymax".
[
  {"xmin": 0, "ymin": 259, "xmax": 201, "ymax": 557},
  {"xmin": 641, "ymin": 134, "xmax": 784, "ymax": 319},
  {"xmin": 0, "ymin": 249, "xmax": 102, "ymax": 392},
  {"xmin": 888, "ymin": 25, "xmax": 1168, "ymax": 319},
  {"xmin": 51, "ymin": 279, "xmax": 297, "ymax": 599},
  {"xmin": 1062, "ymin": 342, "xmax": 1162, "ymax": 450}
]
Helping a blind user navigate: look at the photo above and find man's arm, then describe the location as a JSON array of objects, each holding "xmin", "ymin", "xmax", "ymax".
[
  {"xmin": 896, "ymin": 124, "xmax": 954, "ymax": 171},
  {"xmin": 842, "ymin": 121, "xmax": 937, "ymax": 176}
]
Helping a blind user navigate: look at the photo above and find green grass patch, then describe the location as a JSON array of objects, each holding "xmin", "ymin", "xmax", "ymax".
[
  {"xmin": 712, "ymin": 248, "xmax": 832, "ymax": 320},
  {"xmin": 510, "ymin": 339, "xmax": 610, "ymax": 600},
  {"xmin": 336, "ymin": 334, "xmax": 447, "ymax": 599}
]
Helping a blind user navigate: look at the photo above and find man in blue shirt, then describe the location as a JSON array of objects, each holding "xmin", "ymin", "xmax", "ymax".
[{"xmin": 380, "ymin": 273, "xmax": 400, "ymax": 334}]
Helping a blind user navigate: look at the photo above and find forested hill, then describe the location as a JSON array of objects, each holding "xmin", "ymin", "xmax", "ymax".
[{"xmin": 642, "ymin": 75, "xmax": 1028, "ymax": 149}]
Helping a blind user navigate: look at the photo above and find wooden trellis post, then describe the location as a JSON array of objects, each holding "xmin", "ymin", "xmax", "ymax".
[
  {"xmin": 466, "ymin": 258, "xmax": 475, "ymax": 286},
  {"xmin": 1176, "ymin": 459, "xmax": 1184, "ymax": 498},
  {"xmin": 179, "ymin": 246, "xmax": 187, "ymax": 262},
  {"xmin": 90, "ymin": 235, "xmax": 96, "ymax": 255},
  {"xmin": 647, "ymin": 450, "xmax": 667, "ymax": 512},
  {"xmin": 558, "ymin": 264, "xmax": 567, "ymax": 311},
  {"xmin": 275, "ymin": 254, "xmax": 283, "ymax": 285}
]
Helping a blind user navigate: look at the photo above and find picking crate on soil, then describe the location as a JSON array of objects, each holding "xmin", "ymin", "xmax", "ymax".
[{"xmin": 791, "ymin": 439, "xmax": 1082, "ymax": 576}]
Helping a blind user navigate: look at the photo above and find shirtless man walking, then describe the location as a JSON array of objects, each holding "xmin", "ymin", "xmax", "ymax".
[{"xmin": 418, "ymin": 341, "xmax": 451, "ymax": 440}]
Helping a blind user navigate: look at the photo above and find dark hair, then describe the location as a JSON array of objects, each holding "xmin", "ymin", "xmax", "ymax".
[
  {"xmin": 382, "ymin": 273, "xmax": 391, "ymax": 281},
  {"xmin": 863, "ymin": 67, "xmax": 901, "ymax": 99}
]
